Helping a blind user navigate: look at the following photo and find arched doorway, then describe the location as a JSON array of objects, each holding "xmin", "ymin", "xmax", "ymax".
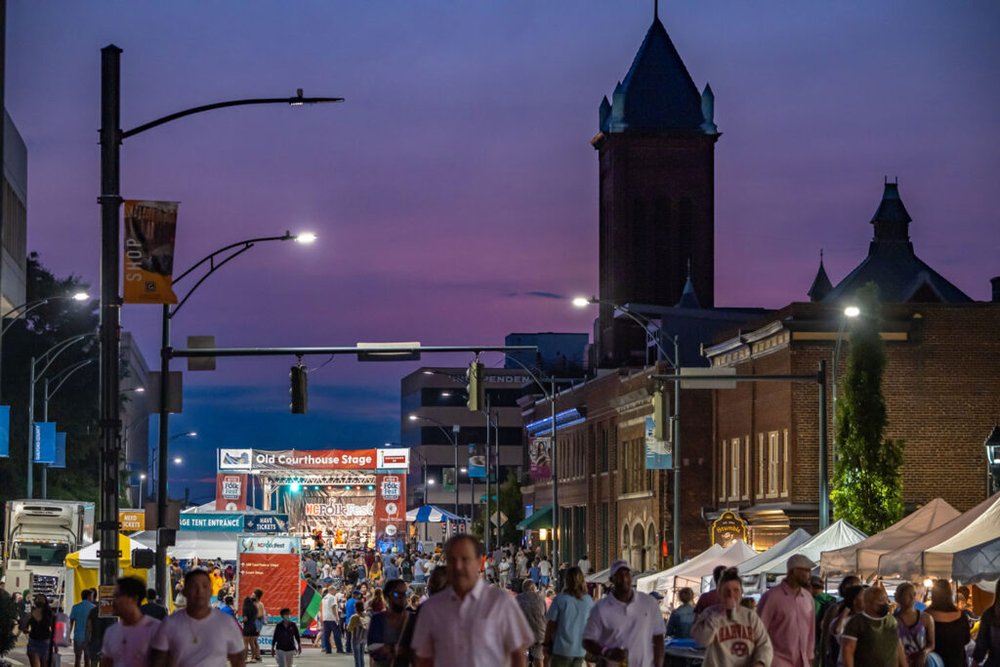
[
  {"xmin": 645, "ymin": 523, "xmax": 658, "ymax": 570},
  {"xmin": 621, "ymin": 524, "xmax": 631, "ymax": 562},
  {"xmin": 632, "ymin": 524, "xmax": 646, "ymax": 571}
]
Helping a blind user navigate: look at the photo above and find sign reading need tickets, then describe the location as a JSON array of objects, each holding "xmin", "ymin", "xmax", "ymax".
[
  {"xmin": 237, "ymin": 535, "xmax": 300, "ymax": 625},
  {"xmin": 218, "ymin": 447, "xmax": 410, "ymax": 473}
]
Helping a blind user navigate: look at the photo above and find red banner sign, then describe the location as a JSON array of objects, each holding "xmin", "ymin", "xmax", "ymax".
[
  {"xmin": 237, "ymin": 536, "xmax": 301, "ymax": 624},
  {"xmin": 374, "ymin": 473, "xmax": 407, "ymax": 549},
  {"xmin": 215, "ymin": 473, "xmax": 248, "ymax": 511}
]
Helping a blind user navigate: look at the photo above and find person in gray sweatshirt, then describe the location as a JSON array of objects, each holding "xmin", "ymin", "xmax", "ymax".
[{"xmin": 691, "ymin": 569, "xmax": 773, "ymax": 667}]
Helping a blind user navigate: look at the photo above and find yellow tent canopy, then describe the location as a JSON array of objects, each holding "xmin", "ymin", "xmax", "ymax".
[{"xmin": 64, "ymin": 534, "xmax": 151, "ymax": 606}]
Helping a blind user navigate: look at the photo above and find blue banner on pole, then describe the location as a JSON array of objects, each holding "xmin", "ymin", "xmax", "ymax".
[
  {"xmin": 52, "ymin": 432, "xmax": 67, "ymax": 469},
  {"xmin": 0, "ymin": 405, "xmax": 9, "ymax": 457},
  {"xmin": 33, "ymin": 422, "xmax": 57, "ymax": 464},
  {"xmin": 468, "ymin": 443, "xmax": 486, "ymax": 479},
  {"xmin": 644, "ymin": 416, "xmax": 672, "ymax": 470}
]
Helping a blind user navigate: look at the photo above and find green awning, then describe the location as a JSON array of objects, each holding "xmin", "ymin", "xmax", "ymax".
[{"xmin": 516, "ymin": 504, "xmax": 553, "ymax": 530}]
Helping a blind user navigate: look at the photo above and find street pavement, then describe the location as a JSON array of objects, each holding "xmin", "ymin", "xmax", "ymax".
[{"xmin": 5, "ymin": 645, "xmax": 356, "ymax": 666}]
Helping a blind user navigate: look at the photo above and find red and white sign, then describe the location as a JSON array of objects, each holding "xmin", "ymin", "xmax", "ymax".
[
  {"xmin": 215, "ymin": 473, "xmax": 248, "ymax": 511},
  {"xmin": 236, "ymin": 536, "xmax": 301, "ymax": 624},
  {"xmin": 217, "ymin": 448, "xmax": 411, "ymax": 473},
  {"xmin": 377, "ymin": 449, "xmax": 410, "ymax": 470},
  {"xmin": 374, "ymin": 474, "xmax": 407, "ymax": 545}
]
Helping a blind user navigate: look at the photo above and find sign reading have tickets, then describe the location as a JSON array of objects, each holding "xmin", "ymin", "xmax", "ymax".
[{"xmin": 237, "ymin": 535, "xmax": 301, "ymax": 624}]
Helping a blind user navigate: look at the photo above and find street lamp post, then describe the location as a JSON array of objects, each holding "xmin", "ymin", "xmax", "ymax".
[
  {"xmin": 574, "ymin": 296, "xmax": 684, "ymax": 563},
  {"xmin": 409, "ymin": 415, "xmax": 461, "ymax": 518},
  {"xmin": 830, "ymin": 305, "xmax": 860, "ymax": 467},
  {"xmin": 39, "ymin": 358, "xmax": 96, "ymax": 498},
  {"xmin": 100, "ymin": 43, "xmax": 340, "ymax": 591},
  {"xmin": 26, "ymin": 333, "xmax": 95, "ymax": 498},
  {"xmin": 155, "ymin": 232, "xmax": 312, "ymax": 601},
  {"xmin": 0, "ymin": 292, "xmax": 90, "ymax": 403}
]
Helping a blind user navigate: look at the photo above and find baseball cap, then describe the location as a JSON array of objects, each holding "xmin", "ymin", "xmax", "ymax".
[
  {"xmin": 787, "ymin": 554, "xmax": 817, "ymax": 571},
  {"xmin": 609, "ymin": 559, "xmax": 631, "ymax": 578}
]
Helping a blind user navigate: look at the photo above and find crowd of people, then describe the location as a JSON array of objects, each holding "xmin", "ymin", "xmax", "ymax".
[{"xmin": 9, "ymin": 537, "xmax": 998, "ymax": 667}]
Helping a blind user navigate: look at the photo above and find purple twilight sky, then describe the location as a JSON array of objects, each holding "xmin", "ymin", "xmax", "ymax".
[{"xmin": 7, "ymin": 2, "xmax": 999, "ymax": 499}]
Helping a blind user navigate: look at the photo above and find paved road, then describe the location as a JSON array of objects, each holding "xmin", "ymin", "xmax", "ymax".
[{"xmin": 5, "ymin": 645, "xmax": 356, "ymax": 666}]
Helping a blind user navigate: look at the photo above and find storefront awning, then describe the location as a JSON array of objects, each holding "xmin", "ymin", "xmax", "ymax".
[{"xmin": 516, "ymin": 504, "xmax": 553, "ymax": 530}]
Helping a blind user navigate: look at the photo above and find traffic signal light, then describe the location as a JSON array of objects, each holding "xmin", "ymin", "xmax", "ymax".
[
  {"xmin": 290, "ymin": 364, "xmax": 308, "ymax": 414},
  {"xmin": 652, "ymin": 388, "xmax": 669, "ymax": 440},
  {"xmin": 466, "ymin": 361, "xmax": 484, "ymax": 412}
]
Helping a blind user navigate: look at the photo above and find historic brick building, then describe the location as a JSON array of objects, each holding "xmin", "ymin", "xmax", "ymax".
[
  {"xmin": 704, "ymin": 182, "xmax": 1000, "ymax": 549},
  {"xmin": 592, "ymin": 10, "xmax": 720, "ymax": 367}
]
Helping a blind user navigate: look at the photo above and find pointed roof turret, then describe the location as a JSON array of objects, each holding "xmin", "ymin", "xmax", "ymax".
[
  {"xmin": 675, "ymin": 261, "xmax": 702, "ymax": 308},
  {"xmin": 807, "ymin": 250, "xmax": 833, "ymax": 302},
  {"xmin": 871, "ymin": 179, "xmax": 912, "ymax": 243},
  {"xmin": 823, "ymin": 181, "xmax": 972, "ymax": 304},
  {"xmin": 602, "ymin": 14, "xmax": 705, "ymax": 133}
]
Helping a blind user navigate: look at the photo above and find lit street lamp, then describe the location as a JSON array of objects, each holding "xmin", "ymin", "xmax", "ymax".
[
  {"xmin": 99, "ymin": 42, "xmax": 341, "ymax": 592},
  {"xmin": 831, "ymin": 305, "xmax": 861, "ymax": 466},
  {"xmin": 573, "ymin": 295, "xmax": 684, "ymax": 563},
  {"xmin": 409, "ymin": 414, "xmax": 461, "ymax": 518},
  {"xmin": 0, "ymin": 292, "xmax": 90, "ymax": 403}
]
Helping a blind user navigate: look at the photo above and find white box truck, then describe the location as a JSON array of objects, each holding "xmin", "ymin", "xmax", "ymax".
[{"xmin": 3, "ymin": 500, "xmax": 95, "ymax": 601}]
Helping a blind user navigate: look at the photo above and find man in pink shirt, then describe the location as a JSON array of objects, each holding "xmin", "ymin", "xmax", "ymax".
[{"xmin": 757, "ymin": 553, "xmax": 816, "ymax": 667}]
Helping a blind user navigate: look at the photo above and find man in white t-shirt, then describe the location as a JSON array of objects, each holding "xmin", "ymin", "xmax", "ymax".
[
  {"xmin": 320, "ymin": 586, "xmax": 343, "ymax": 653},
  {"xmin": 538, "ymin": 557, "xmax": 553, "ymax": 587},
  {"xmin": 150, "ymin": 569, "xmax": 245, "ymax": 667},
  {"xmin": 583, "ymin": 560, "xmax": 664, "ymax": 667},
  {"xmin": 101, "ymin": 576, "xmax": 160, "ymax": 667},
  {"xmin": 411, "ymin": 534, "xmax": 533, "ymax": 667}
]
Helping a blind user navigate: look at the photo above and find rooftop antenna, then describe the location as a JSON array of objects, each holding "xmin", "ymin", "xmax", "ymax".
[{"xmin": 654, "ymin": 0, "xmax": 659, "ymax": 20}]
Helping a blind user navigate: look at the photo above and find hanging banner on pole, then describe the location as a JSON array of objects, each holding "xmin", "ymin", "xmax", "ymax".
[
  {"xmin": 215, "ymin": 473, "xmax": 249, "ymax": 511},
  {"xmin": 123, "ymin": 200, "xmax": 179, "ymax": 304},
  {"xmin": 467, "ymin": 444, "xmax": 486, "ymax": 479},
  {"xmin": 374, "ymin": 473, "xmax": 407, "ymax": 552},
  {"xmin": 33, "ymin": 422, "xmax": 57, "ymax": 464},
  {"xmin": 529, "ymin": 437, "xmax": 552, "ymax": 481},
  {"xmin": 0, "ymin": 405, "xmax": 9, "ymax": 457},
  {"xmin": 51, "ymin": 432, "xmax": 67, "ymax": 468},
  {"xmin": 644, "ymin": 416, "xmax": 672, "ymax": 470}
]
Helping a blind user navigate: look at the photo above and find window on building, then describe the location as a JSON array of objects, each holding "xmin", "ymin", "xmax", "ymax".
[
  {"xmin": 719, "ymin": 438, "xmax": 728, "ymax": 502},
  {"xmin": 768, "ymin": 431, "xmax": 780, "ymax": 497},
  {"xmin": 757, "ymin": 433, "xmax": 765, "ymax": 497},
  {"xmin": 600, "ymin": 428, "xmax": 609, "ymax": 473},
  {"xmin": 782, "ymin": 429, "xmax": 790, "ymax": 497},
  {"xmin": 600, "ymin": 503, "xmax": 609, "ymax": 567},
  {"xmin": 743, "ymin": 436, "xmax": 751, "ymax": 500},
  {"xmin": 730, "ymin": 438, "xmax": 740, "ymax": 499}
]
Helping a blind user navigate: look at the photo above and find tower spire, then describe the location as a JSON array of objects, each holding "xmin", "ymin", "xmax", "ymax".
[{"xmin": 654, "ymin": 0, "xmax": 659, "ymax": 21}]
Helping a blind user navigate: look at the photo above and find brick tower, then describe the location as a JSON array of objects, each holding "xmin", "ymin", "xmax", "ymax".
[{"xmin": 592, "ymin": 9, "xmax": 720, "ymax": 366}]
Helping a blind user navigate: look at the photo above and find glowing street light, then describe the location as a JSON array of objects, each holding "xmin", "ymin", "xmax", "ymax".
[{"xmin": 294, "ymin": 232, "xmax": 318, "ymax": 244}]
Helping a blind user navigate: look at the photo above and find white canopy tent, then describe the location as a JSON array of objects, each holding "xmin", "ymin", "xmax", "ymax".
[
  {"xmin": 731, "ymin": 529, "xmax": 811, "ymax": 593},
  {"xmin": 923, "ymin": 494, "xmax": 1000, "ymax": 579},
  {"xmin": 636, "ymin": 541, "xmax": 757, "ymax": 605},
  {"xmin": 741, "ymin": 520, "xmax": 866, "ymax": 579},
  {"xmin": 820, "ymin": 498, "xmax": 959, "ymax": 578},
  {"xmin": 130, "ymin": 530, "xmax": 238, "ymax": 561},
  {"xmin": 878, "ymin": 492, "xmax": 1000, "ymax": 580},
  {"xmin": 952, "ymin": 536, "xmax": 1000, "ymax": 583}
]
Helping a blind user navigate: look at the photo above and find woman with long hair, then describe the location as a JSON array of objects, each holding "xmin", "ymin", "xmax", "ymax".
[
  {"xmin": 973, "ymin": 592, "xmax": 1000, "ymax": 667},
  {"xmin": 542, "ymin": 566, "xmax": 594, "ymax": 667},
  {"xmin": 926, "ymin": 580, "xmax": 971, "ymax": 667},
  {"xmin": 25, "ymin": 594, "xmax": 53, "ymax": 667},
  {"xmin": 242, "ymin": 594, "xmax": 261, "ymax": 663},
  {"xmin": 895, "ymin": 582, "xmax": 940, "ymax": 667}
]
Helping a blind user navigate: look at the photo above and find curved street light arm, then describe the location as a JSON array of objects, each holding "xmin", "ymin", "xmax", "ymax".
[
  {"xmin": 121, "ymin": 94, "xmax": 344, "ymax": 140},
  {"xmin": 484, "ymin": 352, "xmax": 552, "ymax": 401},
  {"xmin": 45, "ymin": 358, "xmax": 96, "ymax": 399},
  {"xmin": 587, "ymin": 298, "xmax": 676, "ymax": 366},
  {"xmin": 35, "ymin": 333, "xmax": 96, "ymax": 380},
  {"xmin": 170, "ymin": 234, "xmax": 296, "ymax": 319},
  {"xmin": 1, "ymin": 300, "xmax": 49, "ymax": 334}
]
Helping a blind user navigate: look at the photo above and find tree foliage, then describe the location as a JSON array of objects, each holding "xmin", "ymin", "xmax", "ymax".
[
  {"xmin": 0, "ymin": 253, "xmax": 100, "ymax": 505},
  {"xmin": 0, "ymin": 588, "xmax": 16, "ymax": 657},
  {"xmin": 830, "ymin": 283, "xmax": 905, "ymax": 534}
]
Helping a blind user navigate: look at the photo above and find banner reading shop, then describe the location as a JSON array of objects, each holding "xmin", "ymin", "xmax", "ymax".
[
  {"xmin": 237, "ymin": 535, "xmax": 301, "ymax": 625},
  {"xmin": 123, "ymin": 200, "xmax": 179, "ymax": 304}
]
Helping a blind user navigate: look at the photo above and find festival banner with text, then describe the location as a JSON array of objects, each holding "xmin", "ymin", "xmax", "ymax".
[
  {"xmin": 123, "ymin": 200, "xmax": 178, "ymax": 304},
  {"xmin": 374, "ymin": 473, "xmax": 407, "ymax": 551},
  {"xmin": 237, "ymin": 535, "xmax": 301, "ymax": 624}
]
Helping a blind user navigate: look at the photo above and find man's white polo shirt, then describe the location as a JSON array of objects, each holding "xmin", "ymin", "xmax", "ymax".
[
  {"xmin": 583, "ymin": 590, "xmax": 664, "ymax": 667},
  {"xmin": 411, "ymin": 578, "xmax": 533, "ymax": 666}
]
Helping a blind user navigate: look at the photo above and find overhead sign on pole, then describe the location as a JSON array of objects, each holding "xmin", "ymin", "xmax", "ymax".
[{"xmin": 680, "ymin": 367, "xmax": 737, "ymax": 389}]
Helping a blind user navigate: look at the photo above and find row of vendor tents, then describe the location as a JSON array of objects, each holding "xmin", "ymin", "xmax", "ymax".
[{"xmin": 625, "ymin": 492, "xmax": 1000, "ymax": 605}]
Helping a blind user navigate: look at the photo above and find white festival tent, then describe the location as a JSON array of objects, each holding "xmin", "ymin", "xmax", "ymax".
[
  {"xmin": 636, "ymin": 540, "xmax": 757, "ymax": 603},
  {"xmin": 878, "ymin": 492, "xmax": 1000, "ymax": 580},
  {"xmin": 922, "ymin": 494, "xmax": 1000, "ymax": 580},
  {"xmin": 732, "ymin": 528, "xmax": 811, "ymax": 593},
  {"xmin": 129, "ymin": 530, "xmax": 238, "ymax": 560},
  {"xmin": 741, "ymin": 520, "xmax": 867, "ymax": 579},
  {"xmin": 952, "ymin": 537, "xmax": 1000, "ymax": 583},
  {"xmin": 820, "ymin": 498, "xmax": 959, "ymax": 578}
]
